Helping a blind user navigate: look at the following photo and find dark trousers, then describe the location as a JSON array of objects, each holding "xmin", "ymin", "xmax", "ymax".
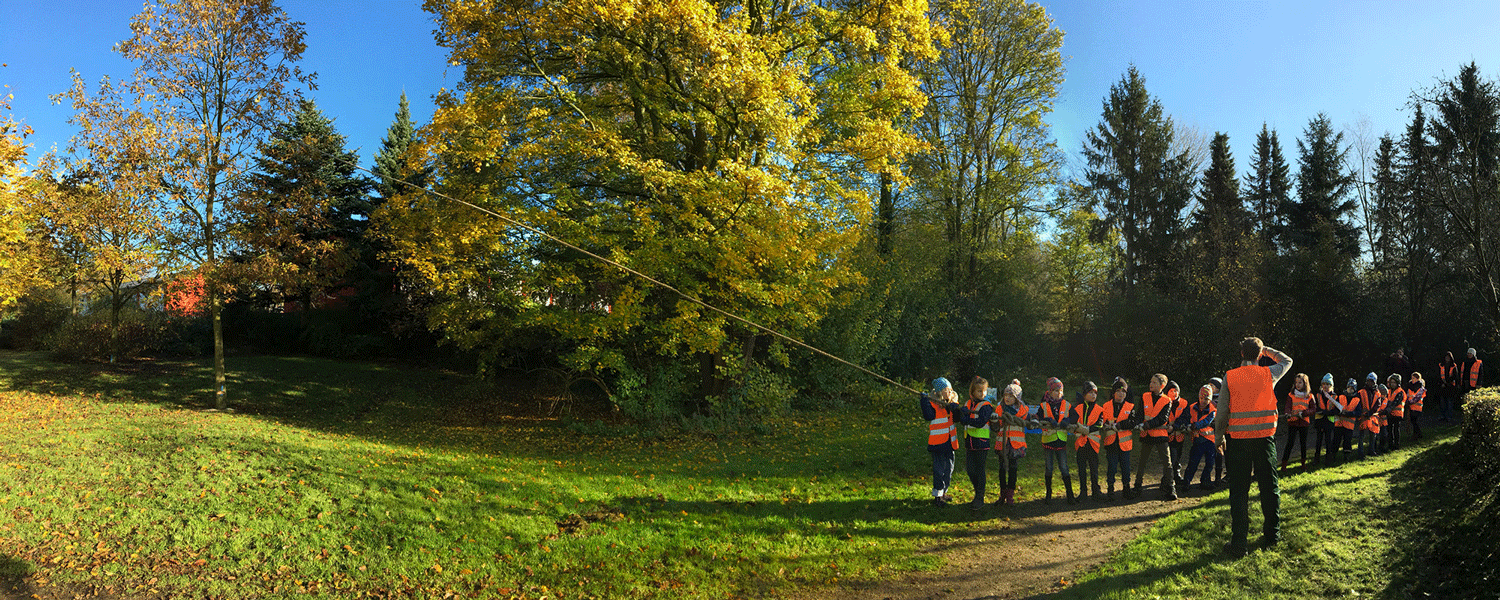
[
  {"xmin": 1280, "ymin": 425, "xmax": 1309, "ymax": 465},
  {"xmin": 1226, "ymin": 436, "xmax": 1281, "ymax": 550},
  {"xmin": 965, "ymin": 447, "xmax": 988, "ymax": 504},
  {"xmin": 929, "ymin": 446, "xmax": 955, "ymax": 496},
  {"xmin": 1043, "ymin": 445, "xmax": 1070, "ymax": 478},
  {"xmin": 1183, "ymin": 437, "xmax": 1217, "ymax": 485},
  {"xmin": 1169, "ymin": 439, "xmax": 1186, "ymax": 480},
  {"xmin": 997, "ymin": 449, "xmax": 1020, "ymax": 489},
  {"xmin": 1134, "ymin": 437, "xmax": 1175, "ymax": 494},
  {"xmin": 1332, "ymin": 427, "xmax": 1354, "ymax": 462},
  {"xmin": 1440, "ymin": 388, "xmax": 1456, "ymax": 421},
  {"xmin": 1075, "ymin": 445, "xmax": 1100, "ymax": 494},
  {"xmin": 1386, "ymin": 416, "xmax": 1403, "ymax": 450},
  {"xmin": 1312, "ymin": 422, "xmax": 1334, "ymax": 461},
  {"xmin": 1105, "ymin": 444, "xmax": 1131, "ymax": 489},
  {"xmin": 1409, "ymin": 410, "xmax": 1423, "ymax": 439}
]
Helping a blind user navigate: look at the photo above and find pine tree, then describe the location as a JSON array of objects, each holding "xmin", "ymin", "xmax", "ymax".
[
  {"xmin": 1428, "ymin": 62, "xmax": 1500, "ymax": 339},
  {"xmin": 1192, "ymin": 132, "xmax": 1249, "ymax": 237},
  {"xmin": 371, "ymin": 92, "xmax": 427, "ymax": 204},
  {"xmin": 1289, "ymin": 113, "xmax": 1358, "ymax": 257},
  {"xmin": 1082, "ymin": 66, "xmax": 1195, "ymax": 289},
  {"xmin": 1243, "ymin": 123, "xmax": 1293, "ymax": 251}
]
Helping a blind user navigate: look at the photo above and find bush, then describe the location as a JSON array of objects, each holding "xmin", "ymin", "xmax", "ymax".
[
  {"xmin": 1, "ymin": 290, "xmax": 72, "ymax": 351},
  {"xmin": 1461, "ymin": 387, "xmax": 1500, "ymax": 483},
  {"xmin": 47, "ymin": 311, "xmax": 177, "ymax": 362}
]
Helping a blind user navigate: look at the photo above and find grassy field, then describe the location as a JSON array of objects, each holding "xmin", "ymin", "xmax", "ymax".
[
  {"xmin": 0, "ymin": 350, "xmax": 988, "ymax": 599},
  {"xmin": 1047, "ymin": 423, "xmax": 1496, "ymax": 600}
]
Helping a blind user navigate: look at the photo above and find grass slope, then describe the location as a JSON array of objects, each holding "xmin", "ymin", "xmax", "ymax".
[{"xmin": 1049, "ymin": 425, "xmax": 1493, "ymax": 600}]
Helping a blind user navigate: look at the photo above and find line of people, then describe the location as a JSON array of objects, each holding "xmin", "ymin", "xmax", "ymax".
[{"xmin": 920, "ymin": 364, "xmax": 1440, "ymax": 510}]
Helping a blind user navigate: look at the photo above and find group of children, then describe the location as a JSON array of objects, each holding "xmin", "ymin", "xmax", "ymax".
[{"xmin": 919, "ymin": 369, "xmax": 1431, "ymax": 509}]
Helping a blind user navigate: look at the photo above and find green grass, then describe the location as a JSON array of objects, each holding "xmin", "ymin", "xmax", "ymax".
[
  {"xmin": 0, "ymin": 350, "xmax": 995, "ymax": 599},
  {"xmin": 1046, "ymin": 425, "xmax": 1494, "ymax": 600}
]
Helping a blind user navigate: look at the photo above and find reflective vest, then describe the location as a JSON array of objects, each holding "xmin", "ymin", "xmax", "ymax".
[
  {"xmin": 1141, "ymin": 391, "xmax": 1171, "ymax": 439},
  {"xmin": 1102, "ymin": 401, "xmax": 1134, "ymax": 451},
  {"xmin": 965, "ymin": 399, "xmax": 994, "ymax": 439},
  {"xmin": 927, "ymin": 400, "xmax": 959, "ymax": 449},
  {"xmin": 1226, "ymin": 364, "xmax": 1278, "ymax": 439},
  {"xmin": 1040, "ymin": 399, "xmax": 1070, "ymax": 445},
  {"xmin": 1360, "ymin": 389, "xmax": 1383, "ymax": 433},
  {"xmin": 1336, "ymin": 393, "xmax": 1359, "ymax": 430},
  {"xmin": 1316, "ymin": 391, "xmax": 1339, "ymax": 425},
  {"xmin": 1440, "ymin": 362, "xmax": 1459, "ymax": 387},
  {"xmin": 1188, "ymin": 402, "xmax": 1215, "ymax": 444},
  {"xmin": 1286, "ymin": 390, "xmax": 1311, "ymax": 426},
  {"xmin": 1000, "ymin": 403, "xmax": 1030, "ymax": 449},
  {"xmin": 1167, "ymin": 396, "xmax": 1189, "ymax": 442},
  {"xmin": 1387, "ymin": 388, "xmax": 1406, "ymax": 418},
  {"xmin": 1073, "ymin": 402, "xmax": 1104, "ymax": 452},
  {"xmin": 1469, "ymin": 359, "xmax": 1484, "ymax": 388},
  {"xmin": 1408, "ymin": 387, "xmax": 1425, "ymax": 412}
]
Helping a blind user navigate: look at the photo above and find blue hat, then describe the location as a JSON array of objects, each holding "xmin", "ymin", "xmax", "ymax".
[
  {"xmin": 1346, "ymin": 378, "xmax": 1358, "ymax": 389},
  {"xmin": 931, "ymin": 377, "xmax": 951, "ymax": 392},
  {"xmin": 1322, "ymin": 373, "xmax": 1334, "ymax": 386},
  {"xmin": 1366, "ymin": 372, "xmax": 1378, "ymax": 382}
]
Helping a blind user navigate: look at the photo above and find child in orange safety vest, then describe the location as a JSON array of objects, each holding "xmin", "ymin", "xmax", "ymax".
[
  {"xmin": 1279, "ymin": 373, "xmax": 1314, "ymax": 472},
  {"xmin": 1180, "ymin": 384, "xmax": 1218, "ymax": 490},
  {"xmin": 1071, "ymin": 382, "xmax": 1105, "ymax": 502},
  {"xmin": 1358, "ymin": 373, "xmax": 1383, "ymax": 459},
  {"xmin": 955, "ymin": 377, "xmax": 997, "ymax": 511},
  {"xmin": 1311, "ymin": 373, "xmax": 1338, "ymax": 466},
  {"xmin": 1334, "ymin": 378, "xmax": 1360, "ymax": 463},
  {"xmin": 1037, "ymin": 377, "xmax": 1074, "ymax": 505},
  {"xmin": 994, "ymin": 380, "xmax": 1030, "ymax": 506},
  {"xmin": 1407, "ymin": 372, "xmax": 1426, "ymax": 441},
  {"xmin": 1133, "ymin": 373, "xmax": 1179, "ymax": 501},
  {"xmin": 1101, "ymin": 377, "xmax": 1138, "ymax": 501},
  {"xmin": 1383, "ymin": 373, "xmax": 1406, "ymax": 452},
  {"xmin": 1165, "ymin": 381, "xmax": 1191, "ymax": 488},
  {"xmin": 920, "ymin": 378, "xmax": 963, "ymax": 507}
]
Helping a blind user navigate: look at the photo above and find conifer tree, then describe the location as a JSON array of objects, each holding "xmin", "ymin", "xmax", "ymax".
[
  {"xmin": 371, "ymin": 92, "xmax": 427, "ymax": 204},
  {"xmin": 1243, "ymin": 123, "xmax": 1293, "ymax": 251},
  {"xmin": 1289, "ymin": 113, "xmax": 1358, "ymax": 257}
]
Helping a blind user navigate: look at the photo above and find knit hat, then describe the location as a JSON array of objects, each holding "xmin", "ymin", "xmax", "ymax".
[
  {"xmin": 1346, "ymin": 378, "xmax": 1358, "ymax": 389},
  {"xmin": 1047, "ymin": 377, "xmax": 1063, "ymax": 391},
  {"xmin": 1200, "ymin": 384, "xmax": 1214, "ymax": 399},
  {"xmin": 1083, "ymin": 381, "xmax": 1099, "ymax": 394},
  {"xmin": 1322, "ymin": 373, "xmax": 1334, "ymax": 387},
  {"xmin": 1111, "ymin": 376, "xmax": 1129, "ymax": 395},
  {"xmin": 931, "ymin": 377, "xmax": 951, "ymax": 393},
  {"xmin": 1366, "ymin": 372, "xmax": 1378, "ymax": 383},
  {"xmin": 1208, "ymin": 377, "xmax": 1224, "ymax": 393},
  {"xmin": 1003, "ymin": 379, "xmax": 1023, "ymax": 401},
  {"xmin": 1387, "ymin": 373, "xmax": 1402, "ymax": 385},
  {"xmin": 1469, "ymin": 348, "xmax": 1478, "ymax": 357}
]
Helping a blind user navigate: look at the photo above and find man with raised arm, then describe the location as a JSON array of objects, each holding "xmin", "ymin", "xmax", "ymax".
[{"xmin": 1215, "ymin": 337, "xmax": 1292, "ymax": 558}]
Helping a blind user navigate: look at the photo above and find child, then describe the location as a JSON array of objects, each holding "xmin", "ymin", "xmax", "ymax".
[
  {"xmin": 1101, "ymin": 377, "xmax": 1137, "ymax": 501},
  {"xmin": 1037, "ymin": 377, "xmax": 1074, "ymax": 504},
  {"xmin": 1166, "ymin": 381, "xmax": 1190, "ymax": 488},
  {"xmin": 1407, "ymin": 372, "xmax": 1426, "ymax": 441},
  {"xmin": 1135, "ymin": 373, "xmax": 1177, "ymax": 501},
  {"xmin": 955, "ymin": 377, "xmax": 996, "ymax": 511},
  {"xmin": 1384, "ymin": 373, "xmax": 1406, "ymax": 451},
  {"xmin": 1209, "ymin": 377, "xmax": 1226, "ymax": 485},
  {"xmin": 1334, "ymin": 378, "xmax": 1360, "ymax": 463},
  {"xmin": 1181, "ymin": 384, "xmax": 1218, "ymax": 490},
  {"xmin": 1280, "ymin": 373, "xmax": 1314, "ymax": 471},
  {"xmin": 1311, "ymin": 374, "xmax": 1338, "ymax": 466},
  {"xmin": 995, "ymin": 380, "xmax": 1030, "ymax": 506},
  {"xmin": 920, "ymin": 378, "xmax": 962, "ymax": 506},
  {"xmin": 1071, "ymin": 382, "xmax": 1104, "ymax": 502},
  {"xmin": 1360, "ymin": 373, "xmax": 1383, "ymax": 458}
]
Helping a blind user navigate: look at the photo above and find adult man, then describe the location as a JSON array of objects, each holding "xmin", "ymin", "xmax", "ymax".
[
  {"xmin": 1215, "ymin": 337, "xmax": 1292, "ymax": 558},
  {"xmin": 1461, "ymin": 348, "xmax": 1484, "ymax": 397}
]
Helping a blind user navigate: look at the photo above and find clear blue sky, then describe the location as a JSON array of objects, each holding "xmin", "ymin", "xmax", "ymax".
[{"xmin": 4, "ymin": 0, "xmax": 1500, "ymax": 181}]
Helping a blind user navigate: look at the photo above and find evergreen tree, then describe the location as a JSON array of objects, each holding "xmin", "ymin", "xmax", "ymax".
[
  {"xmin": 1243, "ymin": 123, "xmax": 1293, "ymax": 251},
  {"xmin": 1082, "ymin": 66, "xmax": 1196, "ymax": 289},
  {"xmin": 1428, "ymin": 62, "xmax": 1500, "ymax": 340},
  {"xmin": 1371, "ymin": 134, "xmax": 1400, "ymax": 267},
  {"xmin": 236, "ymin": 98, "xmax": 371, "ymax": 315},
  {"xmin": 1288, "ymin": 113, "xmax": 1358, "ymax": 257},
  {"xmin": 371, "ymin": 92, "xmax": 428, "ymax": 204},
  {"xmin": 1192, "ymin": 132, "xmax": 1249, "ymax": 237}
]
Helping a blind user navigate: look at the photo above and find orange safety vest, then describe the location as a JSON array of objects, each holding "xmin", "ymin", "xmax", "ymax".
[
  {"xmin": 927, "ymin": 400, "xmax": 959, "ymax": 449},
  {"xmin": 1040, "ymin": 399, "xmax": 1071, "ymax": 445},
  {"xmin": 1469, "ymin": 359, "xmax": 1484, "ymax": 388},
  {"xmin": 1360, "ymin": 389, "xmax": 1383, "ymax": 433},
  {"xmin": 997, "ymin": 403, "xmax": 1030, "ymax": 450},
  {"xmin": 1440, "ymin": 363, "xmax": 1458, "ymax": 387},
  {"xmin": 1073, "ymin": 402, "xmax": 1104, "ymax": 452},
  {"xmin": 1286, "ymin": 390, "xmax": 1311, "ymax": 426},
  {"xmin": 1188, "ymin": 402, "xmax": 1215, "ymax": 444},
  {"xmin": 1141, "ymin": 391, "xmax": 1171, "ymax": 439},
  {"xmin": 1226, "ymin": 364, "xmax": 1278, "ymax": 439},
  {"xmin": 1387, "ymin": 387, "xmax": 1406, "ymax": 418},
  {"xmin": 1408, "ymin": 387, "xmax": 1425, "ymax": 412},
  {"xmin": 1102, "ymin": 401, "xmax": 1134, "ymax": 451},
  {"xmin": 1167, "ymin": 395, "xmax": 1189, "ymax": 442},
  {"xmin": 1336, "ymin": 393, "xmax": 1359, "ymax": 430}
]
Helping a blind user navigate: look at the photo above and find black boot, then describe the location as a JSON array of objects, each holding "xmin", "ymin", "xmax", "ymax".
[
  {"xmin": 1064, "ymin": 475, "xmax": 1076, "ymax": 504},
  {"xmin": 1044, "ymin": 474, "xmax": 1053, "ymax": 505},
  {"xmin": 1105, "ymin": 478, "xmax": 1115, "ymax": 501}
]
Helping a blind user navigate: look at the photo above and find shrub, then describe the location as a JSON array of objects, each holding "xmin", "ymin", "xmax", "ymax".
[
  {"xmin": 47, "ymin": 311, "xmax": 176, "ymax": 362},
  {"xmin": 1, "ymin": 290, "xmax": 72, "ymax": 351},
  {"xmin": 1461, "ymin": 387, "xmax": 1500, "ymax": 484}
]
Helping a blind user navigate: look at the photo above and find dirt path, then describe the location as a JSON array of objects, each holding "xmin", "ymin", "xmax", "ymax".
[{"xmin": 804, "ymin": 482, "xmax": 1212, "ymax": 600}]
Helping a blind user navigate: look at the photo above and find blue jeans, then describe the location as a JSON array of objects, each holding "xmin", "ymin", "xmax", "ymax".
[
  {"xmin": 1105, "ymin": 444, "xmax": 1131, "ymax": 489},
  {"xmin": 929, "ymin": 445, "xmax": 955, "ymax": 497},
  {"xmin": 1183, "ymin": 437, "xmax": 1217, "ymax": 485}
]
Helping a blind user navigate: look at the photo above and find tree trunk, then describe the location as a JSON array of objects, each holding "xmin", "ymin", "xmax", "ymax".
[{"xmin": 877, "ymin": 172, "xmax": 894, "ymax": 255}]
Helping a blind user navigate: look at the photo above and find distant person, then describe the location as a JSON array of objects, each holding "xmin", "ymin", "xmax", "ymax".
[
  {"xmin": 1461, "ymin": 348, "xmax": 1484, "ymax": 407},
  {"xmin": 1334, "ymin": 378, "xmax": 1361, "ymax": 464},
  {"xmin": 920, "ymin": 378, "xmax": 962, "ymax": 507},
  {"xmin": 1279, "ymin": 373, "xmax": 1314, "ymax": 472},
  {"xmin": 955, "ymin": 377, "xmax": 996, "ymax": 511},
  {"xmin": 1215, "ymin": 337, "xmax": 1292, "ymax": 558},
  {"xmin": 1134, "ymin": 373, "xmax": 1178, "ymax": 501},
  {"xmin": 1208, "ymin": 377, "xmax": 1226, "ymax": 485},
  {"xmin": 1357, "ymin": 373, "xmax": 1383, "ymax": 458},
  {"xmin": 1165, "ymin": 381, "xmax": 1191, "ymax": 488},
  {"xmin": 1438, "ymin": 351, "xmax": 1459, "ymax": 423},
  {"xmin": 994, "ymin": 380, "xmax": 1030, "ymax": 506},
  {"xmin": 1101, "ymin": 377, "xmax": 1137, "ymax": 501},
  {"xmin": 1384, "ymin": 374, "xmax": 1406, "ymax": 451},
  {"xmin": 1037, "ymin": 377, "xmax": 1075, "ymax": 505},
  {"xmin": 1385, "ymin": 349, "xmax": 1412, "ymax": 381},
  {"xmin": 1181, "ymin": 384, "xmax": 1218, "ymax": 490},
  {"xmin": 1407, "ymin": 372, "xmax": 1426, "ymax": 441},
  {"xmin": 1071, "ymin": 381, "xmax": 1105, "ymax": 502}
]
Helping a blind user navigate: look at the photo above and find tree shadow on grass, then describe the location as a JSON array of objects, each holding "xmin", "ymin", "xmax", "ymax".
[
  {"xmin": 0, "ymin": 555, "xmax": 35, "ymax": 600},
  {"xmin": 1383, "ymin": 438, "xmax": 1500, "ymax": 600}
]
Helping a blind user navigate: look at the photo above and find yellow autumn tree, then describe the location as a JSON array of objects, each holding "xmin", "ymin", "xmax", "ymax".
[
  {"xmin": 383, "ymin": 0, "xmax": 937, "ymax": 404},
  {"xmin": 0, "ymin": 78, "xmax": 44, "ymax": 310}
]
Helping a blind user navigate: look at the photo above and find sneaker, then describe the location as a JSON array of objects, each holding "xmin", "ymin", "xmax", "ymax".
[
  {"xmin": 1161, "ymin": 492, "xmax": 1178, "ymax": 501},
  {"xmin": 1224, "ymin": 543, "xmax": 1247, "ymax": 558},
  {"xmin": 932, "ymin": 497, "xmax": 949, "ymax": 507}
]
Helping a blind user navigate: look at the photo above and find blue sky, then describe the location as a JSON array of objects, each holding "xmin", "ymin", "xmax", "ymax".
[{"xmin": 5, "ymin": 0, "xmax": 1500, "ymax": 180}]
